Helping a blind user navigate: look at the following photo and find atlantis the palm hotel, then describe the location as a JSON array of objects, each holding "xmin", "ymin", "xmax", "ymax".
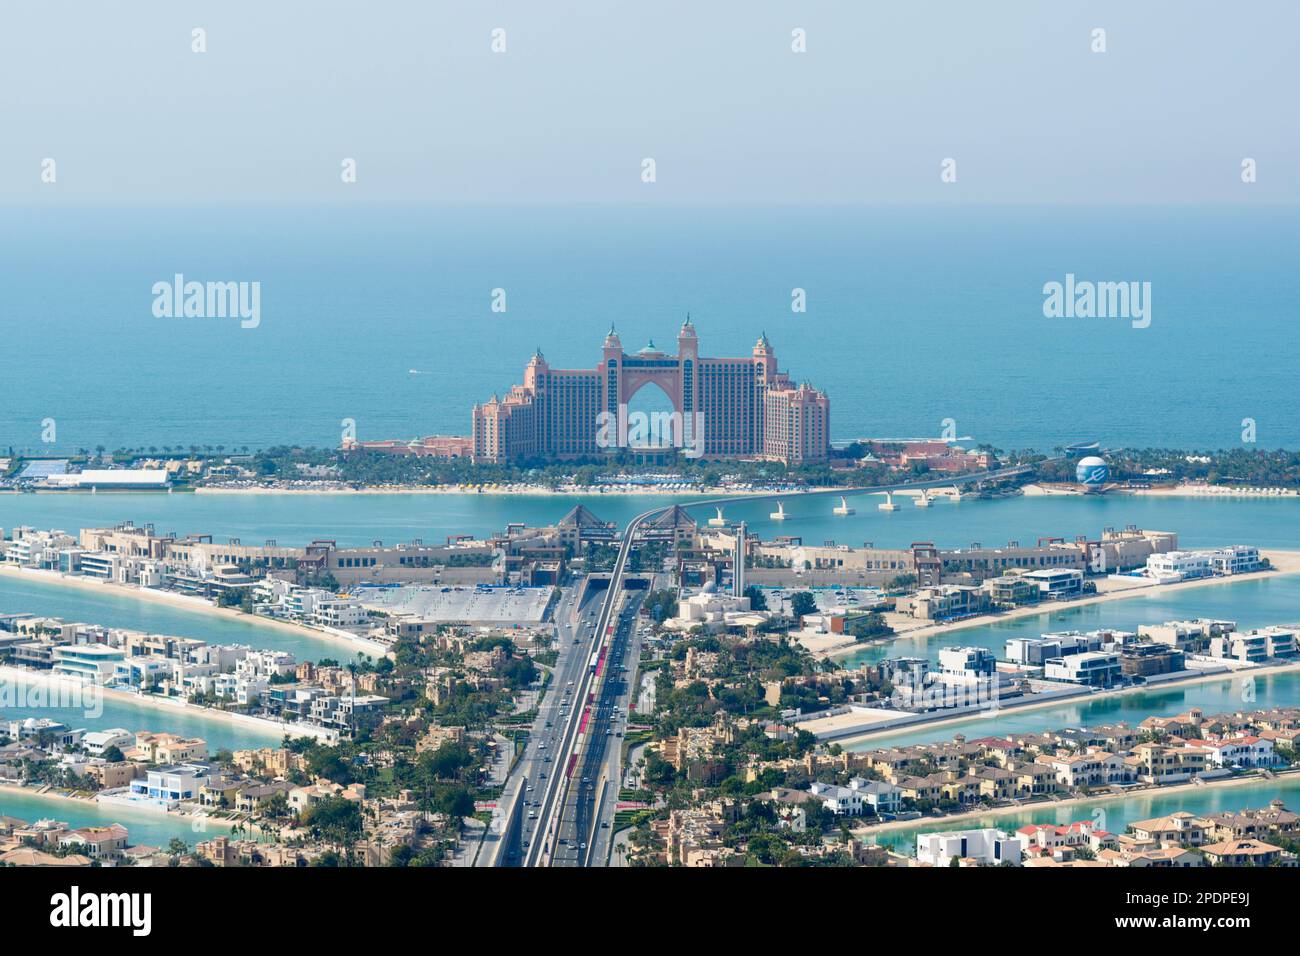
[{"xmin": 471, "ymin": 320, "xmax": 830, "ymax": 464}]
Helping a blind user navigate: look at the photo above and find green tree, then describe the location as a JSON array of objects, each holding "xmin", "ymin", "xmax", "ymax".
[{"xmin": 790, "ymin": 591, "xmax": 817, "ymax": 618}]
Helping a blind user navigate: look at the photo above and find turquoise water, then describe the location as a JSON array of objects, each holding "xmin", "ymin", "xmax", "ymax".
[
  {"xmin": 0, "ymin": 786, "xmax": 230, "ymax": 849},
  {"xmin": 0, "ymin": 671, "xmax": 284, "ymax": 753},
  {"xmin": 2, "ymin": 205, "xmax": 1297, "ymax": 452},
  {"xmin": 0, "ymin": 573, "xmax": 365, "ymax": 662},
  {"xmin": 2, "ymin": 488, "xmax": 1298, "ymax": 549},
  {"xmin": 869, "ymin": 773, "xmax": 1300, "ymax": 852},
  {"xmin": 2, "ymin": 491, "xmax": 1298, "ymax": 830},
  {"xmin": 849, "ymin": 669, "xmax": 1300, "ymax": 753},
  {"xmin": 0, "ymin": 491, "xmax": 681, "ymax": 547},
  {"xmin": 844, "ymin": 573, "xmax": 1300, "ymax": 669}
]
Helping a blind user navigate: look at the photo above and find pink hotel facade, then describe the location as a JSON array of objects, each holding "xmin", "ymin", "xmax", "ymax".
[{"xmin": 471, "ymin": 320, "xmax": 830, "ymax": 465}]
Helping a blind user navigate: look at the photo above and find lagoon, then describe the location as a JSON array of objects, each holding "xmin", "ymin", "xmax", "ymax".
[
  {"xmin": 866, "ymin": 773, "xmax": 1300, "ymax": 853},
  {"xmin": 2, "ymin": 489, "xmax": 1300, "ymax": 550},
  {"xmin": 0, "ymin": 571, "xmax": 363, "ymax": 663},
  {"xmin": 843, "ymin": 573, "xmax": 1300, "ymax": 670},
  {"xmin": 0, "ymin": 786, "xmax": 230, "ymax": 849}
]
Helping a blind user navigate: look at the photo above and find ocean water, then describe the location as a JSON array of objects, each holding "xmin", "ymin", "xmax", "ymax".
[
  {"xmin": 2, "ymin": 487, "xmax": 1299, "ymax": 549},
  {"xmin": 1, "ymin": 204, "xmax": 1297, "ymax": 453}
]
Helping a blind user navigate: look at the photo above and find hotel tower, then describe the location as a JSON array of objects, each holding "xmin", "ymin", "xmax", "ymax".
[{"xmin": 471, "ymin": 320, "xmax": 829, "ymax": 465}]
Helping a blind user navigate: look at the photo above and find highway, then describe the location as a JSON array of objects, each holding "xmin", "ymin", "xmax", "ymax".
[
  {"xmin": 552, "ymin": 589, "xmax": 644, "ymax": 866},
  {"xmin": 513, "ymin": 460, "xmax": 1043, "ymax": 866},
  {"xmin": 522, "ymin": 503, "xmax": 664, "ymax": 867},
  {"xmin": 502, "ymin": 585, "xmax": 601, "ymax": 865}
]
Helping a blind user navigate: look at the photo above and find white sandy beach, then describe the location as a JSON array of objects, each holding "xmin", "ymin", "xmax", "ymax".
[
  {"xmin": 0, "ymin": 780, "xmax": 241, "ymax": 831},
  {"xmin": 0, "ymin": 563, "xmax": 387, "ymax": 657},
  {"xmin": 822, "ymin": 548, "xmax": 1300, "ymax": 662},
  {"xmin": 828, "ymin": 659, "xmax": 1300, "ymax": 749},
  {"xmin": 194, "ymin": 484, "xmax": 735, "ymax": 497},
  {"xmin": 855, "ymin": 768, "xmax": 1300, "ymax": 837},
  {"xmin": 0, "ymin": 664, "xmax": 335, "ymax": 741},
  {"xmin": 1133, "ymin": 483, "xmax": 1299, "ymax": 499}
]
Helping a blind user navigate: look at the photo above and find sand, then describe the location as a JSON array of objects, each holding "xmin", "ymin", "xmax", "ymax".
[
  {"xmin": 0, "ymin": 664, "xmax": 335, "ymax": 741},
  {"xmin": 1133, "ymin": 484, "xmax": 1299, "ymax": 499},
  {"xmin": 855, "ymin": 769, "xmax": 1300, "ymax": 838},
  {"xmin": 828, "ymin": 660, "xmax": 1300, "ymax": 749},
  {"xmin": 0, "ymin": 780, "xmax": 240, "ymax": 830},
  {"xmin": 823, "ymin": 549, "xmax": 1300, "ymax": 662},
  {"xmin": 0, "ymin": 563, "xmax": 387, "ymax": 657}
]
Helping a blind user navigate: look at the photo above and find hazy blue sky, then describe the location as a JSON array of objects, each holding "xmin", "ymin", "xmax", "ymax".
[{"xmin": 1, "ymin": 1, "xmax": 1296, "ymax": 203}]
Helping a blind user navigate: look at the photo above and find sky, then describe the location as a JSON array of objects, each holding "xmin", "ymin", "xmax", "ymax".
[{"xmin": 0, "ymin": 0, "xmax": 1296, "ymax": 204}]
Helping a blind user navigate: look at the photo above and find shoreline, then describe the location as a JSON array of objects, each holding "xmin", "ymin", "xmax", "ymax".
[
  {"xmin": 0, "ymin": 563, "xmax": 387, "ymax": 658},
  {"xmin": 822, "ymin": 549, "xmax": 1300, "ymax": 662},
  {"xmin": 0, "ymin": 780, "xmax": 239, "ymax": 831},
  {"xmin": 194, "ymin": 485, "xmax": 727, "ymax": 496},
  {"xmin": 1133, "ymin": 483, "xmax": 1300, "ymax": 499},
  {"xmin": 0, "ymin": 663, "xmax": 335, "ymax": 742},
  {"xmin": 830, "ymin": 658, "xmax": 1300, "ymax": 749},
  {"xmin": 856, "ymin": 768, "xmax": 1300, "ymax": 838}
]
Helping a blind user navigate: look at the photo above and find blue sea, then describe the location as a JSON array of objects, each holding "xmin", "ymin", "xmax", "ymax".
[{"xmin": 2, "ymin": 203, "xmax": 1297, "ymax": 453}]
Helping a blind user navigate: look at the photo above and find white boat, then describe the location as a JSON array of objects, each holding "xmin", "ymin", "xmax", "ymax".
[
  {"xmin": 769, "ymin": 501, "xmax": 787, "ymax": 521},
  {"xmin": 707, "ymin": 507, "xmax": 727, "ymax": 527},
  {"xmin": 832, "ymin": 496, "xmax": 855, "ymax": 516}
]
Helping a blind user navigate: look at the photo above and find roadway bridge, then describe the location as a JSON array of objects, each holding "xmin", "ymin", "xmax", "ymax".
[{"xmin": 518, "ymin": 460, "xmax": 1043, "ymax": 866}]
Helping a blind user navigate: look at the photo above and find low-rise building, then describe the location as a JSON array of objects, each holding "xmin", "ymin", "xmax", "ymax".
[
  {"xmin": 1043, "ymin": 651, "xmax": 1121, "ymax": 687},
  {"xmin": 916, "ymin": 827, "xmax": 1024, "ymax": 866}
]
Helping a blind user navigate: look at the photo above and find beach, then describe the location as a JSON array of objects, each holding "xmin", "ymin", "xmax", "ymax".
[
  {"xmin": 821, "ymin": 548, "xmax": 1300, "ymax": 662},
  {"xmin": 195, "ymin": 484, "xmax": 732, "ymax": 497},
  {"xmin": 0, "ymin": 780, "xmax": 238, "ymax": 827},
  {"xmin": 853, "ymin": 768, "xmax": 1300, "ymax": 838},
  {"xmin": 1134, "ymin": 484, "xmax": 1300, "ymax": 499},
  {"xmin": 824, "ymin": 659, "xmax": 1300, "ymax": 749},
  {"xmin": 0, "ymin": 563, "xmax": 387, "ymax": 657},
  {"xmin": 0, "ymin": 664, "xmax": 336, "ymax": 742}
]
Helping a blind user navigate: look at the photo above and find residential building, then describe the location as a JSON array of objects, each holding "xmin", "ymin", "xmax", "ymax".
[{"xmin": 916, "ymin": 828, "xmax": 1024, "ymax": 867}]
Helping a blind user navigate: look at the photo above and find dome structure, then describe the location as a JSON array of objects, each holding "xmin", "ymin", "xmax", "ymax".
[{"xmin": 1076, "ymin": 456, "xmax": 1109, "ymax": 486}]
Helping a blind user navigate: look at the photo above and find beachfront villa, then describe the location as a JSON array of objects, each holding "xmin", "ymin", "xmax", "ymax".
[{"xmin": 126, "ymin": 763, "xmax": 212, "ymax": 808}]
